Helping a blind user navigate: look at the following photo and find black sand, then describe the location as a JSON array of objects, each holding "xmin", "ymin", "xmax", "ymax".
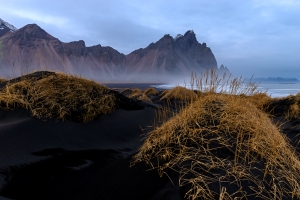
[{"xmin": 0, "ymin": 73, "xmax": 300, "ymax": 200}]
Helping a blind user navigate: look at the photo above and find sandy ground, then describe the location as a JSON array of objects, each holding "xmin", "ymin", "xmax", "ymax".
[
  {"xmin": 0, "ymin": 75, "xmax": 300, "ymax": 200},
  {"xmin": 0, "ymin": 79, "xmax": 179, "ymax": 200}
]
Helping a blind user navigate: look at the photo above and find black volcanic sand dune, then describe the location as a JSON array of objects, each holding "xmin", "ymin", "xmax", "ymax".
[
  {"xmin": 133, "ymin": 92, "xmax": 300, "ymax": 199},
  {"xmin": 1, "ymin": 71, "xmax": 300, "ymax": 200},
  {"xmin": 0, "ymin": 71, "xmax": 169, "ymax": 199},
  {"xmin": 0, "ymin": 71, "xmax": 148, "ymax": 122},
  {"xmin": 0, "ymin": 149, "xmax": 178, "ymax": 200}
]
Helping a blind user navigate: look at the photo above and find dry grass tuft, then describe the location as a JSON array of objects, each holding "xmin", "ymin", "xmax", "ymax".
[
  {"xmin": 125, "ymin": 88, "xmax": 159, "ymax": 102},
  {"xmin": 244, "ymin": 93, "xmax": 272, "ymax": 111},
  {"xmin": 0, "ymin": 78, "xmax": 6, "ymax": 83},
  {"xmin": 133, "ymin": 70, "xmax": 300, "ymax": 199},
  {"xmin": 120, "ymin": 87, "xmax": 157, "ymax": 102},
  {"xmin": 134, "ymin": 93, "xmax": 300, "ymax": 199},
  {"xmin": 144, "ymin": 88, "xmax": 159, "ymax": 96},
  {"xmin": 286, "ymin": 93, "xmax": 300, "ymax": 120},
  {"xmin": 120, "ymin": 88, "xmax": 132, "ymax": 97},
  {"xmin": 0, "ymin": 72, "xmax": 116, "ymax": 122},
  {"xmin": 138, "ymin": 93, "xmax": 152, "ymax": 102},
  {"xmin": 160, "ymin": 86, "xmax": 197, "ymax": 101},
  {"xmin": 267, "ymin": 93, "xmax": 300, "ymax": 120},
  {"xmin": 128, "ymin": 88, "xmax": 143, "ymax": 98}
]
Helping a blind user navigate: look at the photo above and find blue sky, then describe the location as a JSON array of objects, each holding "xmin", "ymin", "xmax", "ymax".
[{"xmin": 0, "ymin": 0, "xmax": 299, "ymax": 78}]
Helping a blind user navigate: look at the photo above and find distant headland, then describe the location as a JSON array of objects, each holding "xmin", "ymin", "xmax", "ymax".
[{"xmin": 253, "ymin": 77, "xmax": 299, "ymax": 83}]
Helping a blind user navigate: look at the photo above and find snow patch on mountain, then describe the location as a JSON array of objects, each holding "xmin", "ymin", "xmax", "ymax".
[
  {"xmin": 174, "ymin": 34, "xmax": 183, "ymax": 41},
  {"xmin": 0, "ymin": 18, "xmax": 17, "ymax": 32}
]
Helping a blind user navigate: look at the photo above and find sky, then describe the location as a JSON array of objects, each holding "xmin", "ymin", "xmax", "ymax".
[{"xmin": 0, "ymin": 0, "xmax": 299, "ymax": 78}]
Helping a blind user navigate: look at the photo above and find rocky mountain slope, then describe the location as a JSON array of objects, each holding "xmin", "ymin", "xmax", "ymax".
[
  {"xmin": 125, "ymin": 30, "xmax": 220, "ymax": 81},
  {"xmin": 0, "ymin": 24, "xmax": 126, "ymax": 80},
  {"xmin": 0, "ymin": 19, "xmax": 228, "ymax": 82}
]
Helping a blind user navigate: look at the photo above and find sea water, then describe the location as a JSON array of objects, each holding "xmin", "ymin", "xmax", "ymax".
[
  {"xmin": 152, "ymin": 82, "xmax": 300, "ymax": 98},
  {"xmin": 257, "ymin": 83, "xmax": 300, "ymax": 97}
]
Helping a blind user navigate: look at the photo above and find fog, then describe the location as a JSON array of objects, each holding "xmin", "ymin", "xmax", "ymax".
[{"xmin": 0, "ymin": 63, "xmax": 232, "ymax": 87}]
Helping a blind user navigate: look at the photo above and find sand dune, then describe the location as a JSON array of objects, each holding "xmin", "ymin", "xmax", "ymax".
[
  {"xmin": 1, "ymin": 71, "xmax": 300, "ymax": 200},
  {"xmin": 0, "ymin": 107, "xmax": 156, "ymax": 168}
]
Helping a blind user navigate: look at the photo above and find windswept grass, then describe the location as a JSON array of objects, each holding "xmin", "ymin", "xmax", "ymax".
[
  {"xmin": 133, "ymin": 70, "xmax": 300, "ymax": 199},
  {"xmin": 128, "ymin": 88, "xmax": 143, "ymax": 98},
  {"xmin": 286, "ymin": 93, "xmax": 300, "ymax": 120},
  {"xmin": 120, "ymin": 88, "xmax": 132, "ymax": 97},
  {"xmin": 264, "ymin": 93, "xmax": 300, "ymax": 121},
  {"xmin": 144, "ymin": 88, "xmax": 158, "ymax": 96},
  {"xmin": 122, "ymin": 87, "xmax": 158, "ymax": 103},
  {"xmin": 137, "ymin": 93, "xmax": 152, "ymax": 102},
  {"xmin": 0, "ymin": 77, "xmax": 6, "ymax": 83},
  {"xmin": 0, "ymin": 72, "xmax": 116, "ymax": 122},
  {"xmin": 244, "ymin": 93, "xmax": 272, "ymax": 112},
  {"xmin": 160, "ymin": 86, "xmax": 197, "ymax": 101}
]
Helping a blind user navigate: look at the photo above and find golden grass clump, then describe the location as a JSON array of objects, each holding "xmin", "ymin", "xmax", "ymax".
[
  {"xmin": 286, "ymin": 93, "xmax": 300, "ymax": 120},
  {"xmin": 137, "ymin": 93, "xmax": 152, "ymax": 102},
  {"xmin": 134, "ymin": 93, "xmax": 300, "ymax": 199},
  {"xmin": 144, "ymin": 87, "xmax": 158, "ymax": 96},
  {"xmin": 120, "ymin": 88, "xmax": 132, "ymax": 97},
  {"xmin": 128, "ymin": 88, "xmax": 143, "ymax": 98},
  {"xmin": 133, "ymin": 70, "xmax": 300, "ymax": 199},
  {"xmin": 0, "ymin": 73, "xmax": 116, "ymax": 122},
  {"xmin": 0, "ymin": 78, "xmax": 6, "ymax": 83},
  {"xmin": 244, "ymin": 93, "xmax": 272, "ymax": 111},
  {"xmin": 289, "ymin": 103, "xmax": 300, "ymax": 118},
  {"xmin": 160, "ymin": 86, "xmax": 197, "ymax": 101},
  {"xmin": 268, "ymin": 93, "xmax": 300, "ymax": 120}
]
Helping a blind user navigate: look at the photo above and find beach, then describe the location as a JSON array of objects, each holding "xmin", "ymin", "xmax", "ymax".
[{"xmin": 0, "ymin": 72, "xmax": 300, "ymax": 200}]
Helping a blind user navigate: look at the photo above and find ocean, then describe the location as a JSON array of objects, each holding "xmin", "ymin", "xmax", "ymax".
[
  {"xmin": 257, "ymin": 82, "xmax": 300, "ymax": 97},
  {"xmin": 153, "ymin": 82, "xmax": 300, "ymax": 98}
]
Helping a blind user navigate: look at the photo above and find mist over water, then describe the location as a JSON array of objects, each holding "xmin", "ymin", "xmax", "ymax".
[
  {"xmin": 153, "ymin": 82, "xmax": 300, "ymax": 98},
  {"xmin": 257, "ymin": 83, "xmax": 300, "ymax": 97},
  {"xmin": 1, "ymin": 65, "xmax": 299, "ymax": 98}
]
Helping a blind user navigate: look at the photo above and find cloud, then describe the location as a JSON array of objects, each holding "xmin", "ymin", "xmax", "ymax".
[
  {"xmin": 11, "ymin": 10, "xmax": 68, "ymax": 27},
  {"xmin": 0, "ymin": 4, "xmax": 69, "ymax": 28},
  {"xmin": 254, "ymin": 0, "xmax": 300, "ymax": 7}
]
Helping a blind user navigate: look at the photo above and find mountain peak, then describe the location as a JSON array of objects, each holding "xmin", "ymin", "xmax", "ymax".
[
  {"xmin": 185, "ymin": 30, "xmax": 194, "ymax": 34},
  {"xmin": 156, "ymin": 33, "xmax": 175, "ymax": 50},
  {"xmin": 184, "ymin": 30, "xmax": 195, "ymax": 36},
  {"xmin": 21, "ymin": 23, "xmax": 49, "ymax": 35},
  {"xmin": 175, "ymin": 30, "xmax": 198, "ymax": 52},
  {"xmin": 10, "ymin": 23, "xmax": 55, "ymax": 43},
  {"xmin": 174, "ymin": 34, "xmax": 183, "ymax": 41},
  {"xmin": 162, "ymin": 34, "xmax": 173, "ymax": 39}
]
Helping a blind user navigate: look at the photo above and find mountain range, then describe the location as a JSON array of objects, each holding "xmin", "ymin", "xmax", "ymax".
[{"xmin": 0, "ymin": 18, "xmax": 229, "ymax": 82}]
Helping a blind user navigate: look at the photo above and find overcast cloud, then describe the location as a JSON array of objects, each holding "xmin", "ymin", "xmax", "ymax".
[{"xmin": 0, "ymin": 0, "xmax": 299, "ymax": 78}]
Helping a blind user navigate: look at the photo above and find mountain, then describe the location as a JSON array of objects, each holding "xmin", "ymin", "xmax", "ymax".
[
  {"xmin": 0, "ymin": 20, "xmax": 228, "ymax": 82},
  {"xmin": 125, "ymin": 30, "xmax": 221, "ymax": 81},
  {"xmin": 0, "ymin": 18, "xmax": 17, "ymax": 38},
  {"xmin": 0, "ymin": 24, "xmax": 126, "ymax": 80},
  {"xmin": 218, "ymin": 64, "xmax": 229, "ymax": 75}
]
